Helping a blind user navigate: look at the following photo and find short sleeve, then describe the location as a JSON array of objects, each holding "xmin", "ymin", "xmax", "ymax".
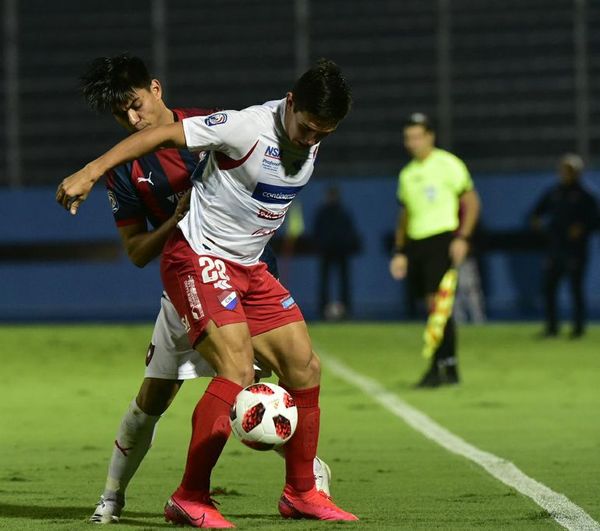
[
  {"xmin": 182, "ymin": 108, "xmax": 260, "ymax": 159},
  {"xmin": 449, "ymin": 156, "xmax": 473, "ymax": 195},
  {"xmin": 105, "ymin": 167, "xmax": 146, "ymax": 227}
]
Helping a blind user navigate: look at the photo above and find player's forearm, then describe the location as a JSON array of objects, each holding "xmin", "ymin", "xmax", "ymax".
[
  {"xmin": 394, "ymin": 209, "xmax": 408, "ymax": 251},
  {"xmin": 125, "ymin": 216, "xmax": 179, "ymax": 267},
  {"xmin": 457, "ymin": 190, "xmax": 481, "ymax": 238},
  {"xmin": 88, "ymin": 123, "xmax": 187, "ymax": 184}
]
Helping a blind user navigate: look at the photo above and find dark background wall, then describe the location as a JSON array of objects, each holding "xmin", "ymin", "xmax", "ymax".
[{"xmin": 2, "ymin": 0, "xmax": 600, "ymax": 185}]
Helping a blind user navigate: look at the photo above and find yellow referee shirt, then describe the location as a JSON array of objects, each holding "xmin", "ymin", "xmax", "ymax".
[{"xmin": 397, "ymin": 148, "xmax": 473, "ymax": 240}]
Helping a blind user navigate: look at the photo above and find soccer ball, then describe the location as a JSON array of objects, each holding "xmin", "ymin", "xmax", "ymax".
[{"xmin": 230, "ymin": 383, "xmax": 298, "ymax": 451}]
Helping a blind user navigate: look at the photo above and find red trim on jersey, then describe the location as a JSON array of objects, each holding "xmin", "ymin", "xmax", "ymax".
[
  {"xmin": 105, "ymin": 169, "xmax": 116, "ymax": 188},
  {"xmin": 174, "ymin": 107, "xmax": 218, "ymax": 120},
  {"xmin": 215, "ymin": 141, "xmax": 259, "ymax": 171},
  {"xmin": 116, "ymin": 217, "xmax": 146, "ymax": 228}
]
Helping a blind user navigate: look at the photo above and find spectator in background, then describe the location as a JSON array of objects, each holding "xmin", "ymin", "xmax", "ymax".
[
  {"xmin": 389, "ymin": 113, "xmax": 480, "ymax": 387},
  {"xmin": 530, "ymin": 154, "xmax": 599, "ymax": 339},
  {"xmin": 313, "ymin": 186, "xmax": 360, "ymax": 319}
]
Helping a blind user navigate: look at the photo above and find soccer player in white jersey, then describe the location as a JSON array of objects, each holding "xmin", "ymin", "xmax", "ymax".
[
  {"xmin": 77, "ymin": 55, "xmax": 331, "ymax": 525},
  {"xmin": 57, "ymin": 59, "xmax": 356, "ymax": 527}
]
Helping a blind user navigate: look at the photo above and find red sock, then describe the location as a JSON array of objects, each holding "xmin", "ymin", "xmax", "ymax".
[
  {"xmin": 282, "ymin": 385, "xmax": 320, "ymax": 492},
  {"xmin": 178, "ymin": 377, "xmax": 242, "ymax": 494}
]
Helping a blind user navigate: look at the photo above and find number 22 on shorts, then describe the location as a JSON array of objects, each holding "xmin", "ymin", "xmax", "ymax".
[{"xmin": 199, "ymin": 256, "xmax": 232, "ymax": 290}]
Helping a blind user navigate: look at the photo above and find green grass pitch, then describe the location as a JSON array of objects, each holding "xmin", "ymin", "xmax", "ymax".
[{"xmin": 1, "ymin": 323, "xmax": 598, "ymax": 529}]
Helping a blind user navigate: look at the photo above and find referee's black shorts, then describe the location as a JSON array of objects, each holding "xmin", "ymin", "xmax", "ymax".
[{"xmin": 406, "ymin": 231, "xmax": 453, "ymax": 297}]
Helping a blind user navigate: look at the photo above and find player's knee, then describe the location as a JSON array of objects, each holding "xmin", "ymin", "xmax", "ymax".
[
  {"xmin": 307, "ymin": 351, "xmax": 321, "ymax": 381},
  {"xmin": 232, "ymin": 363, "xmax": 255, "ymax": 388},
  {"xmin": 217, "ymin": 355, "xmax": 255, "ymax": 387},
  {"xmin": 281, "ymin": 348, "xmax": 321, "ymax": 388},
  {"xmin": 135, "ymin": 378, "xmax": 182, "ymax": 416}
]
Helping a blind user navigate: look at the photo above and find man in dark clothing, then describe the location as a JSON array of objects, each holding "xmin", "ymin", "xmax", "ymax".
[
  {"xmin": 313, "ymin": 186, "xmax": 360, "ymax": 319},
  {"xmin": 531, "ymin": 154, "xmax": 599, "ymax": 338}
]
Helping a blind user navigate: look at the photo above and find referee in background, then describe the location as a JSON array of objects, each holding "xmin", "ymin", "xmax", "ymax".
[{"xmin": 389, "ymin": 113, "xmax": 481, "ymax": 387}]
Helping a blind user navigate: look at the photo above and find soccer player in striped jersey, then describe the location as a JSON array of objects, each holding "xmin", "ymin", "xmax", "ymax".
[
  {"xmin": 78, "ymin": 55, "xmax": 329, "ymax": 525},
  {"xmin": 58, "ymin": 58, "xmax": 355, "ymax": 528}
]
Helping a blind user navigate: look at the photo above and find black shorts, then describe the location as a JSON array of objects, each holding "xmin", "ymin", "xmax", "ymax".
[{"xmin": 406, "ymin": 232, "xmax": 453, "ymax": 298}]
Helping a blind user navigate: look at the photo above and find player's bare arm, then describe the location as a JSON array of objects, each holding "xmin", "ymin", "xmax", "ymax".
[
  {"xmin": 389, "ymin": 208, "xmax": 409, "ymax": 280},
  {"xmin": 56, "ymin": 121, "xmax": 187, "ymax": 215},
  {"xmin": 117, "ymin": 190, "xmax": 192, "ymax": 268},
  {"xmin": 450, "ymin": 188, "xmax": 481, "ymax": 266}
]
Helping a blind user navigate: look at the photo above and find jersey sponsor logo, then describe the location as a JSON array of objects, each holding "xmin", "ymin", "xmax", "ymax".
[
  {"xmin": 252, "ymin": 182, "xmax": 304, "ymax": 204},
  {"xmin": 204, "ymin": 112, "xmax": 228, "ymax": 126},
  {"xmin": 218, "ymin": 290, "xmax": 238, "ymax": 310},
  {"xmin": 137, "ymin": 171, "xmax": 155, "ymax": 186},
  {"xmin": 281, "ymin": 296, "xmax": 296, "ymax": 309},
  {"xmin": 262, "ymin": 158, "xmax": 281, "ymax": 173},
  {"xmin": 264, "ymin": 146, "xmax": 281, "ymax": 159},
  {"xmin": 184, "ymin": 275, "xmax": 205, "ymax": 320},
  {"xmin": 107, "ymin": 190, "xmax": 119, "ymax": 213},
  {"xmin": 252, "ymin": 227, "xmax": 278, "ymax": 237},
  {"xmin": 257, "ymin": 207, "xmax": 287, "ymax": 220}
]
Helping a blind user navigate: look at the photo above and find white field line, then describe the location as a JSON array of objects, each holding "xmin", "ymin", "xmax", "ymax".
[{"xmin": 322, "ymin": 354, "xmax": 600, "ymax": 531}]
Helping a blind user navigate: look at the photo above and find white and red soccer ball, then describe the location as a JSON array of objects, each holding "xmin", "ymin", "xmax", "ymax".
[{"xmin": 230, "ymin": 383, "xmax": 298, "ymax": 451}]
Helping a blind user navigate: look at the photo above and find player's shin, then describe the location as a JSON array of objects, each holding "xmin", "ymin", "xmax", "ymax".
[
  {"xmin": 280, "ymin": 385, "xmax": 320, "ymax": 492},
  {"xmin": 104, "ymin": 399, "xmax": 160, "ymax": 502},
  {"xmin": 177, "ymin": 377, "xmax": 242, "ymax": 495}
]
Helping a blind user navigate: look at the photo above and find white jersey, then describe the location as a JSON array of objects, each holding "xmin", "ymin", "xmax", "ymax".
[{"xmin": 179, "ymin": 98, "xmax": 318, "ymax": 265}]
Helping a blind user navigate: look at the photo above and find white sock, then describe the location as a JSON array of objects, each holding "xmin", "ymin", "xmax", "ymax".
[{"xmin": 102, "ymin": 399, "xmax": 160, "ymax": 501}]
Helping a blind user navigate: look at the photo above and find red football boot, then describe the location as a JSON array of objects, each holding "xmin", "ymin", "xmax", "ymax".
[
  {"xmin": 278, "ymin": 484, "xmax": 358, "ymax": 521},
  {"xmin": 164, "ymin": 489, "xmax": 235, "ymax": 528}
]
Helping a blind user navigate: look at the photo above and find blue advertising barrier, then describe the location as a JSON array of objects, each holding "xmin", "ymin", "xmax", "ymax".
[{"xmin": 1, "ymin": 172, "xmax": 598, "ymax": 322}]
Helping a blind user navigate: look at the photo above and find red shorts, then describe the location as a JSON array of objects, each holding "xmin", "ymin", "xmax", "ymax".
[{"xmin": 161, "ymin": 230, "xmax": 304, "ymax": 346}]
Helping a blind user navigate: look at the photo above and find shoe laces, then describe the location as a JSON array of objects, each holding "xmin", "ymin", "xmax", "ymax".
[
  {"xmin": 95, "ymin": 495, "xmax": 123, "ymax": 509},
  {"xmin": 199, "ymin": 493, "xmax": 220, "ymax": 508},
  {"xmin": 317, "ymin": 490, "xmax": 334, "ymax": 504}
]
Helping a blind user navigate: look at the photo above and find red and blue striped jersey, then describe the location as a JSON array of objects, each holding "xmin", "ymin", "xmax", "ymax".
[
  {"xmin": 105, "ymin": 107, "xmax": 216, "ymax": 230},
  {"xmin": 103, "ymin": 107, "xmax": 279, "ymax": 276}
]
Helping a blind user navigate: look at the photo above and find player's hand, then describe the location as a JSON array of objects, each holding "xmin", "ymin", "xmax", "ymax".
[
  {"xmin": 56, "ymin": 165, "xmax": 99, "ymax": 215},
  {"xmin": 389, "ymin": 253, "xmax": 408, "ymax": 280},
  {"xmin": 174, "ymin": 189, "xmax": 192, "ymax": 222},
  {"xmin": 449, "ymin": 237, "xmax": 469, "ymax": 266}
]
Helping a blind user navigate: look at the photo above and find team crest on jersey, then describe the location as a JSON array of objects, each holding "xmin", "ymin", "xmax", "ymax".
[
  {"xmin": 218, "ymin": 291, "xmax": 238, "ymax": 310},
  {"xmin": 425, "ymin": 185, "xmax": 437, "ymax": 201},
  {"xmin": 205, "ymin": 112, "xmax": 228, "ymax": 126},
  {"xmin": 107, "ymin": 190, "xmax": 119, "ymax": 213}
]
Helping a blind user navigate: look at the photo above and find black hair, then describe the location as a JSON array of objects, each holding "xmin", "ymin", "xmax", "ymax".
[
  {"xmin": 404, "ymin": 112, "xmax": 434, "ymax": 132},
  {"xmin": 80, "ymin": 54, "xmax": 152, "ymax": 113},
  {"xmin": 292, "ymin": 58, "xmax": 352, "ymax": 123}
]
